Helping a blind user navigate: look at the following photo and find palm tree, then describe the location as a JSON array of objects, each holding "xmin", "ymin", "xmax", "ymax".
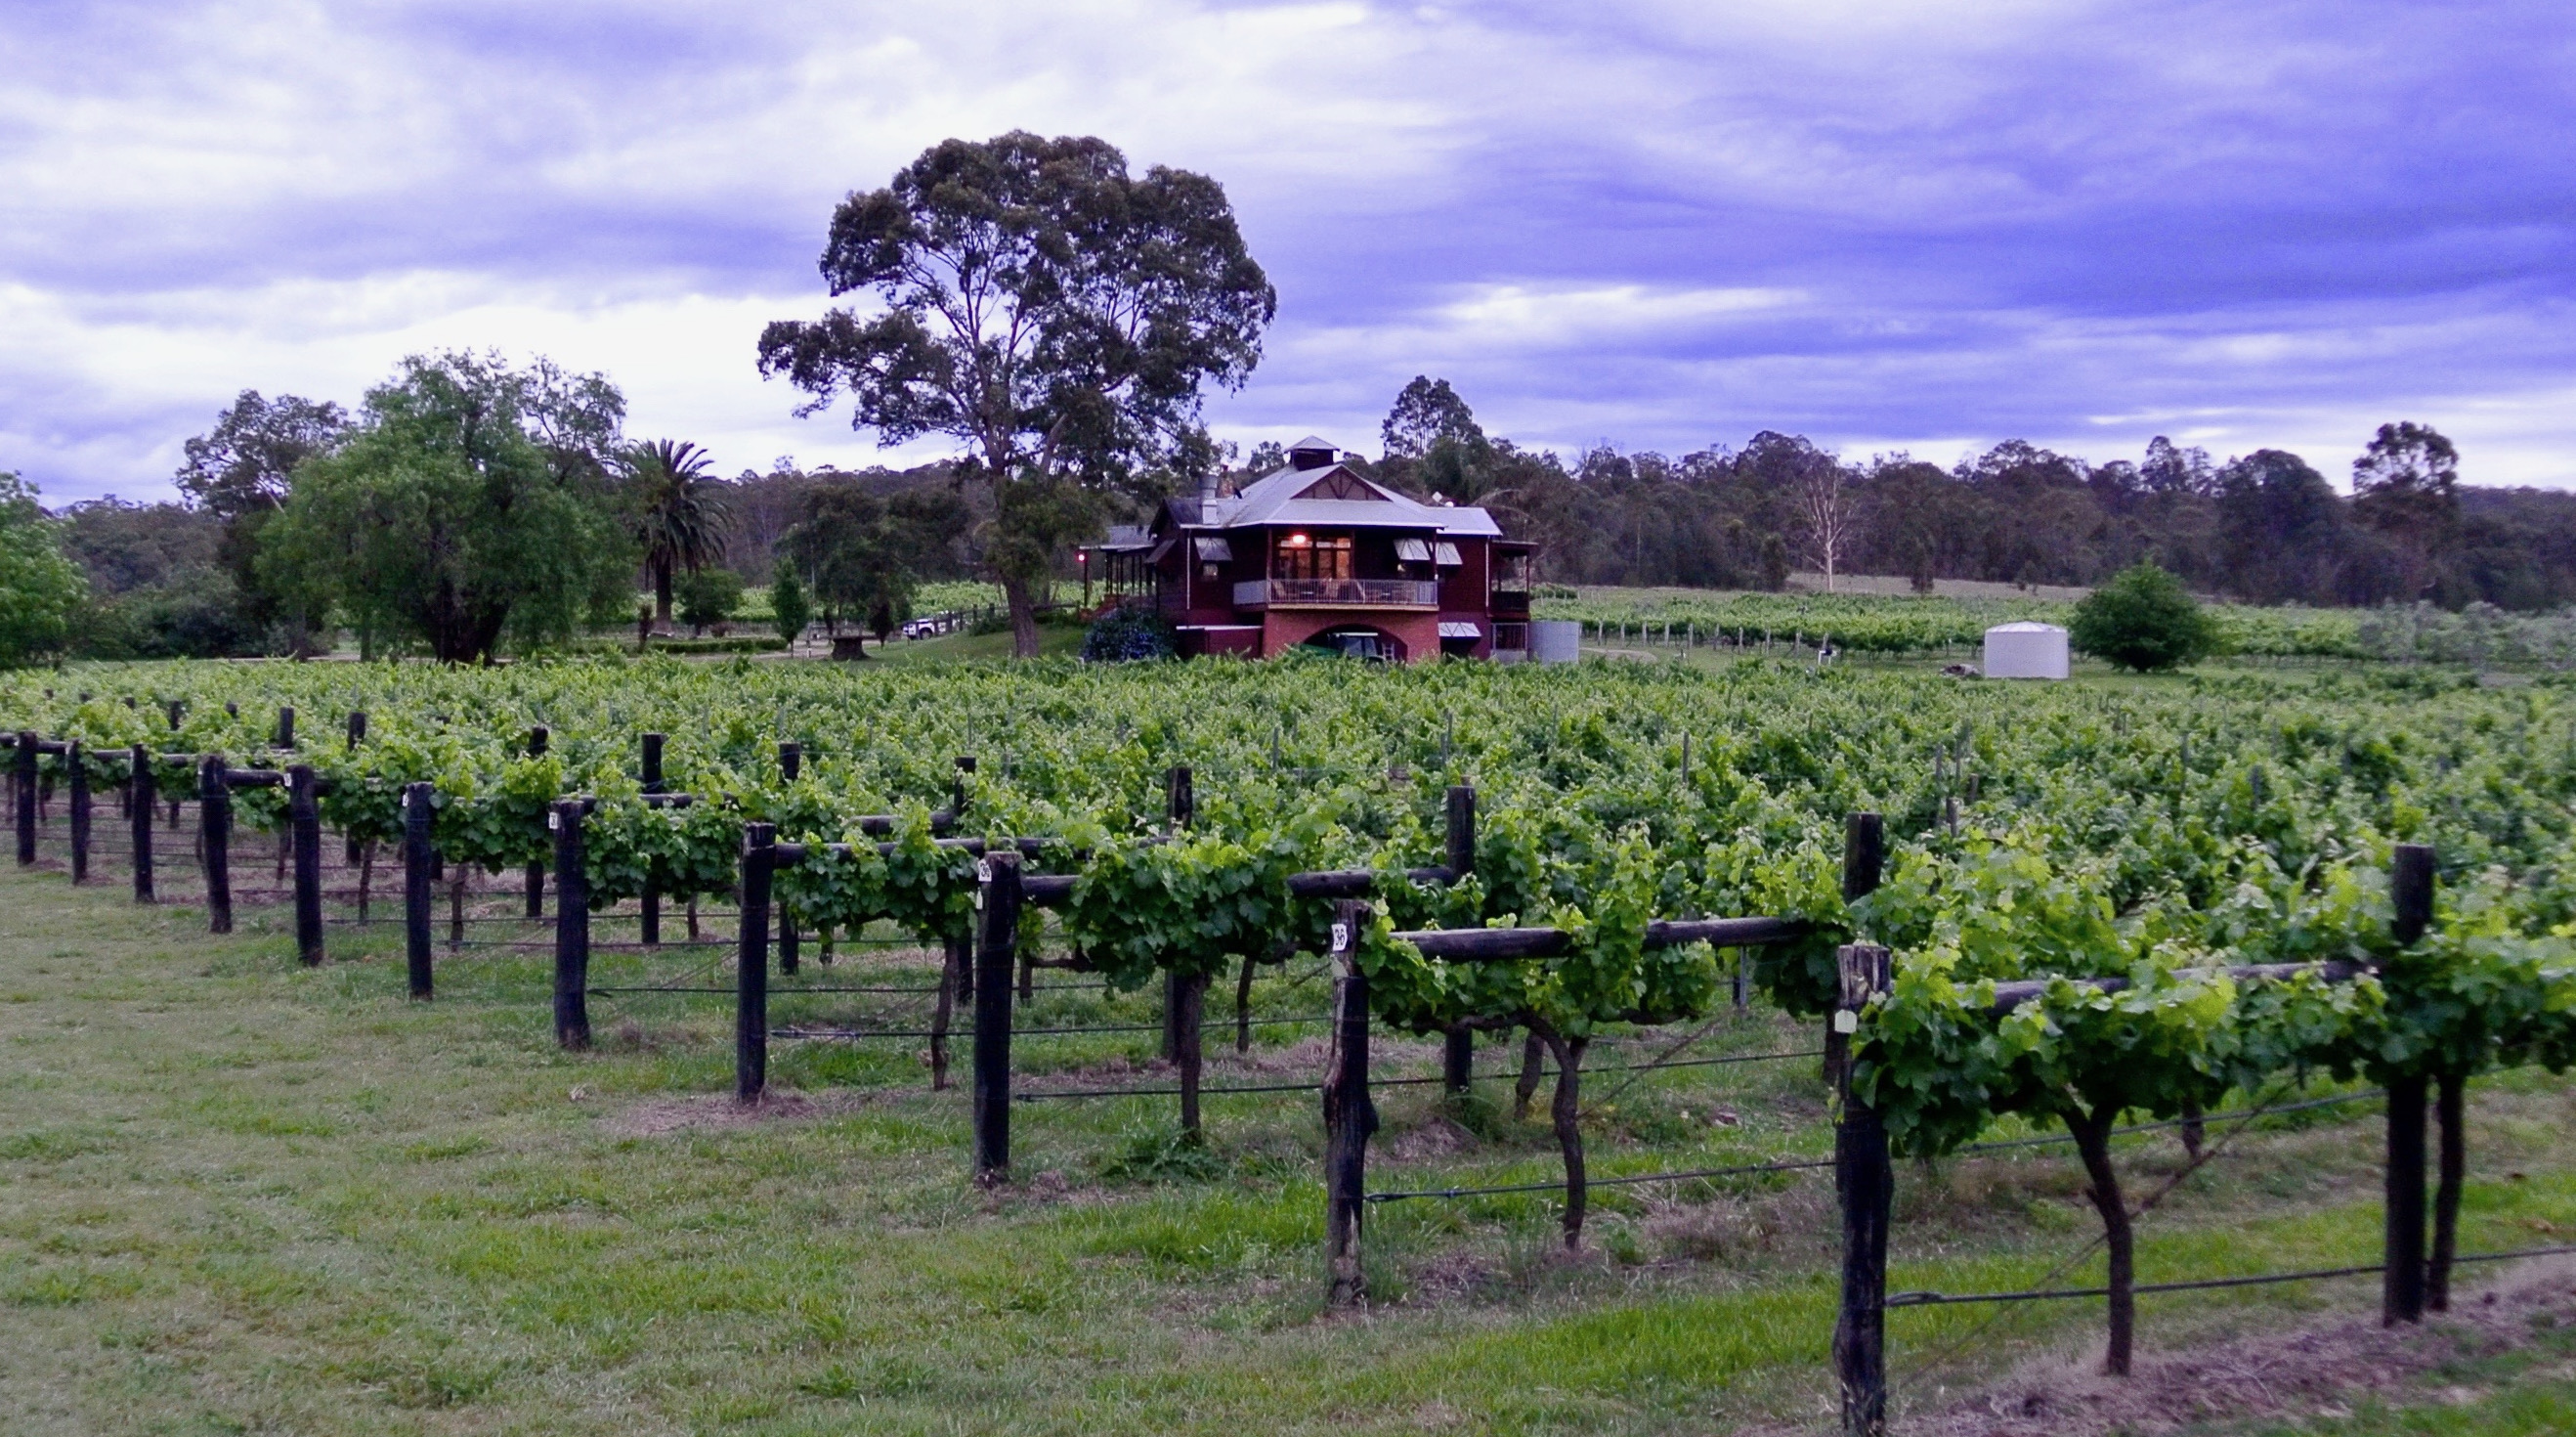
[{"xmin": 629, "ymin": 440, "xmax": 730, "ymax": 629}]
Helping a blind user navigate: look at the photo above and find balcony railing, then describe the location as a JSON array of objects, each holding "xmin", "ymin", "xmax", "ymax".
[{"xmin": 1234, "ymin": 578, "xmax": 1439, "ymax": 609}]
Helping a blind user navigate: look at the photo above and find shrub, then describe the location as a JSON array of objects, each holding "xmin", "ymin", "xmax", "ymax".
[
  {"xmin": 674, "ymin": 568, "xmax": 745, "ymax": 634},
  {"xmin": 769, "ymin": 562, "xmax": 810, "ymax": 645},
  {"xmin": 2070, "ymin": 561, "xmax": 2220, "ymax": 672},
  {"xmin": 1081, "ymin": 602, "xmax": 1176, "ymax": 662}
]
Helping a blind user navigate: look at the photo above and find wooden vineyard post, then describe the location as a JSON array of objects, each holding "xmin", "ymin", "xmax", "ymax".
[
  {"xmin": 639, "ymin": 731, "xmax": 664, "ymax": 945},
  {"xmin": 200, "ymin": 757, "xmax": 233, "ymax": 935},
  {"xmin": 343, "ymin": 713, "xmax": 367, "ymax": 868},
  {"xmin": 551, "ymin": 800, "xmax": 590, "ymax": 1049},
  {"xmin": 1324, "ymin": 899, "xmax": 1377, "ymax": 1307},
  {"xmin": 523, "ymin": 726, "xmax": 547, "ymax": 919},
  {"xmin": 288, "ymin": 764, "xmax": 323, "ymax": 966},
  {"xmin": 736, "ymin": 823, "xmax": 775, "ymax": 1104},
  {"xmin": 1162, "ymin": 764, "xmax": 1192, "ymax": 1062},
  {"xmin": 403, "ymin": 783, "xmax": 435, "ymax": 999},
  {"xmin": 2384, "ymin": 842, "xmax": 2435, "ymax": 1327},
  {"xmin": 1832, "ymin": 942, "xmax": 1894, "ymax": 1437},
  {"xmin": 274, "ymin": 706, "xmax": 295, "ymax": 751},
  {"xmin": 1441, "ymin": 784, "xmax": 1478, "ymax": 1092},
  {"xmin": 776, "ymin": 742, "xmax": 800, "ymax": 974},
  {"xmin": 13, "ymin": 729, "xmax": 33, "ymax": 866},
  {"xmin": 972, "ymin": 850, "xmax": 1022, "ymax": 1185},
  {"xmin": 66, "ymin": 740, "xmax": 89, "ymax": 884},
  {"xmin": 129, "ymin": 744, "xmax": 154, "ymax": 903}
]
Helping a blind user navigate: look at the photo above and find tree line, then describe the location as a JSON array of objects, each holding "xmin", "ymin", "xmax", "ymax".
[{"xmin": 1357, "ymin": 375, "xmax": 2576, "ymax": 609}]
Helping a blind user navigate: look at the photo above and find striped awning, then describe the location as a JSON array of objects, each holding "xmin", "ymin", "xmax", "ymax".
[
  {"xmin": 1394, "ymin": 538, "xmax": 1432, "ymax": 563},
  {"xmin": 1438, "ymin": 621, "xmax": 1482, "ymax": 639}
]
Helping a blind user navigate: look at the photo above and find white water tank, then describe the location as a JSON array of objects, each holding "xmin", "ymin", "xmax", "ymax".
[
  {"xmin": 1984, "ymin": 622, "xmax": 2070, "ymax": 679},
  {"xmin": 1530, "ymin": 621, "xmax": 1582, "ymax": 665}
]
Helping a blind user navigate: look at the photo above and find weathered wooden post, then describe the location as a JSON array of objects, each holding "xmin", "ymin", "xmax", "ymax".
[
  {"xmin": 13, "ymin": 729, "xmax": 34, "ymax": 866},
  {"xmin": 551, "ymin": 799, "xmax": 590, "ymax": 1049},
  {"xmin": 1163, "ymin": 764, "xmax": 1194, "ymax": 1061},
  {"xmin": 972, "ymin": 850, "xmax": 1021, "ymax": 1185},
  {"xmin": 404, "ymin": 783, "xmax": 435, "ymax": 999},
  {"xmin": 1832, "ymin": 942, "xmax": 1894, "ymax": 1437},
  {"xmin": 200, "ymin": 757, "xmax": 234, "ymax": 934},
  {"xmin": 129, "ymin": 744, "xmax": 154, "ymax": 903},
  {"xmin": 776, "ymin": 742, "xmax": 800, "ymax": 974},
  {"xmin": 345, "ymin": 711, "xmax": 366, "ymax": 749},
  {"xmin": 736, "ymin": 823, "xmax": 775, "ymax": 1103},
  {"xmin": 1440, "ymin": 784, "xmax": 1479, "ymax": 1091},
  {"xmin": 1324, "ymin": 899, "xmax": 1378, "ymax": 1307},
  {"xmin": 66, "ymin": 741, "xmax": 89, "ymax": 884},
  {"xmin": 274, "ymin": 706, "xmax": 295, "ymax": 751},
  {"xmin": 2385, "ymin": 842, "xmax": 2435, "ymax": 1326},
  {"xmin": 639, "ymin": 731, "xmax": 665, "ymax": 944},
  {"xmin": 522, "ymin": 726, "xmax": 547, "ymax": 919},
  {"xmin": 288, "ymin": 764, "xmax": 323, "ymax": 966}
]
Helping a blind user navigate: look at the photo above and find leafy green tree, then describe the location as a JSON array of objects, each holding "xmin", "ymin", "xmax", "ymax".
[
  {"xmin": 674, "ymin": 567, "xmax": 745, "ymax": 634},
  {"xmin": 758, "ymin": 131, "xmax": 1275, "ymax": 657},
  {"xmin": 0, "ymin": 473, "xmax": 88, "ymax": 667},
  {"xmin": 259, "ymin": 352, "xmax": 637, "ymax": 664},
  {"xmin": 2070, "ymin": 561, "xmax": 2219, "ymax": 672},
  {"xmin": 176, "ymin": 390, "xmax": 351, "ymax": 653},
  {"xmin": 769, "ymin": 559, "xmax": 811, "ymax": 646},
  {"xmin": 2352, "ymin": 422, "xmax": 2462, "ymax": 603},
  {"xmin": 779, "ymin": 486, "xmax": 912, "ymax": 656},
  {"xmin": 629, "ymin": 439, "xmax": 730, "ymax": 629}
]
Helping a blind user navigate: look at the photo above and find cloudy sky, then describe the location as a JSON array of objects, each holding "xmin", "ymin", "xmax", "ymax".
[{"xmin": 5, "ymin": 0, "xmax": 2571, "ymax": 502}]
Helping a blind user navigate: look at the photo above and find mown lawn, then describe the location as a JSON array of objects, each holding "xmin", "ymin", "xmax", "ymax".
[{"xmin": 5, "ymin": 861, "xmax": 2575, "ymax": 1435}]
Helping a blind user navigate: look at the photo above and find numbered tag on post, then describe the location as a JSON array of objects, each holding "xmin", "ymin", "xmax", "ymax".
[
  {"xmin": 975, "ymin": 858, "xmax": 992, "ymax": 885},
  {"xmin": 546, "ymin": 809, "xmax": 558, "ymax": 831},
  {"xmin": 1832, "ymin": 1010, "xmax": 1858, "ymax": 1034},
  {"xmin": 1330, "ymin": 922, "xmax": 1350, "ymax": 952}
]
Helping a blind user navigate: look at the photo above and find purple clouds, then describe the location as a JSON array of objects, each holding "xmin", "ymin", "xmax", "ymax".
[{"xmin": 2, "ymin": 0, "xmax": 2569, "ymax": 501}]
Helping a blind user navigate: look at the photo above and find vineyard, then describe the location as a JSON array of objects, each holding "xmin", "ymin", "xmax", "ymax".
[{"xmin": 6, "ymin": 653, "xmax": 2576, "ymax": 1433}]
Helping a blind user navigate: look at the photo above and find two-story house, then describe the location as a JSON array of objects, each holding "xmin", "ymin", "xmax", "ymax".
[{"xmin": 1086, "ymin": 436, "xmax": 1534, "ymax": 662}]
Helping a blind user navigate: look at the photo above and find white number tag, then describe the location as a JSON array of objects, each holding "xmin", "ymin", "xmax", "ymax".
[
  {"xmin": 1833, "ymin": 1011, "xmax": 1859, "ymax": 1033},
  {"xmin": 546, "ymin": 811, "xmax": 558, "ymax": 831},
  {"xmin": 975, "ymin": 859, "xmax": 992, "ymax": 884},
  {"xmin": 1330, "ymin": 922, "xmax": 1350, "ymax": 952}
]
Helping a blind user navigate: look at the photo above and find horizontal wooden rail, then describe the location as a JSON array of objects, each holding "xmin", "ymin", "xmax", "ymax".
[{"xmin": 1391, "ymin": 915, "xmax": 1811, "ymax": 961}]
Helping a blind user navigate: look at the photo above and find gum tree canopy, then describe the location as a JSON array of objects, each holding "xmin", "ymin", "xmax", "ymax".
[{"xmin": 757, "ymin": 131, "xmax": 1276, "ymax": 657}]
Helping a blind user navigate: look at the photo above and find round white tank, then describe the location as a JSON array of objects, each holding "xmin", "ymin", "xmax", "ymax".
[
  {"xmin": 1530, "ymin": 621, "xmax": 1582, "ymax": 665},
  {"xmin": 1983, "ymin": 621, "xmax": 2069, "ymax": 679}
]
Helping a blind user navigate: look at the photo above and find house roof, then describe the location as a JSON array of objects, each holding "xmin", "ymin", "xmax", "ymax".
[{"xmin": 1181, "ymin": 458, "xmax": 1502, "ymax": 538}]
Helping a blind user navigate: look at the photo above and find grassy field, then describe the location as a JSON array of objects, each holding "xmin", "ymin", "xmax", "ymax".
[{"xmin": 8, "ymin": 846, "xmax": 2576, "ymax": 1434}]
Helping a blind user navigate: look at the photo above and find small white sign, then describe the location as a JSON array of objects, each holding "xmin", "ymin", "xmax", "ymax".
[
  {"xmin": 975, "ymin": 858, "xmax": 992, "ymax": 884},
  {"xmin": 1330, "ymin": 922, "xmax": 1350, "ymax": 952},
  {"xmin": 1833, "ymin": 1011, "xmax": 1859, "ymax": 1033},
  {"xmin": 546, "ymin": 811, "xmax": 558, "ymax": 831}
]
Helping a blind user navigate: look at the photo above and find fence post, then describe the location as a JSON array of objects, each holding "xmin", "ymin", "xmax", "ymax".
[
  {"xmin": 551, "ymin": 799, "xmax": 590, "ymax": 1049},
  {"xmin": 345, "ymin": 711, "xmax": 366, "ymax": 749},
  {"xmin": 1832, "ymin": 942, "xmax": 1894, "ymax": 1437},
  {"xmin": 639, "ymin": 732, "xmax": 665, "ymax": 944},
  {"xmin": 954, "ymin": 755, "xmax": 976, "ymax": 818},
  {"xmin": 972, "ymin": 849, "xmax": 1021, "ymax": 1185},
  {"xmin": 200, "ymin": 757, "xmax": 233, "ymax": 934},
  {"xmin": 404, "ymin": 783, "xmax": 435, "ymax": 999},
  {"xmin": 2384, "ymin": 842, "xmax": 2436, "ymax": 1326},
  {"xmin": 523, "ymin": 727, "xmax": 547, "ymax": 919},
  {"xmin": 274, "ymin": 706, "xmax": 295, "ymax": 751},
  {"xmin": 130, "ymin": 744, "xmax": 154, "ymax": 903},
  {"xmin": 13, "ymin": 730, "xmax": 33, "ymax": 866},
  {"xmin": 289, "ymin": 764, "xmax": 323, "ymax": 966},
  {"xmin": 1162, "ymin": 764, "xmax": 1193, "ymax": 1058},
  {"xmin": 776, "ymin": 742, "xmax": 801, "ymax": 974},
  {"xmin": 1325, "ymin": 899, "xmax": 1377, "ymax": 1307},
  {"xmin": 1441, "ymin": 782, "xmax": 1478, "ymax": 1093},
  {"xmin": 737, "ymin": 823, "xmax": 775, "ymax": 1104},
  {"xmin": 67, "ymin": 740, "xmax": 89, "ymax": 884},
  {"xmin": 1843, "ymin": 811, "xmax": 1884, "ymax": 907}
]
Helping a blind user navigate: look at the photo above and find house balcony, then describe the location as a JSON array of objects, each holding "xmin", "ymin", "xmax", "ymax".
[{"xmin": 1233, "ymin": 578, "xmax": 1439, "ymax": 610}]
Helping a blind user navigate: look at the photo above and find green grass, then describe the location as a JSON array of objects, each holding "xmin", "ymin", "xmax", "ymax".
[{"xmin": 6, "ymin": 864, "xmax": 2576, "ymax": 1433}]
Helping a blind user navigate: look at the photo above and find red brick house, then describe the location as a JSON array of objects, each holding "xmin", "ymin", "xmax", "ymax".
[{"xmin": 1087, "ymin": 437, "xmax": 1534, "ymax": 662}]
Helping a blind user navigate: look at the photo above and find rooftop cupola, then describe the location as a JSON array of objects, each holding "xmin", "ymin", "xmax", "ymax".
[{"xmin": 1286, "ymin": 436, "xmax": 1339, "ymax": 470}]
